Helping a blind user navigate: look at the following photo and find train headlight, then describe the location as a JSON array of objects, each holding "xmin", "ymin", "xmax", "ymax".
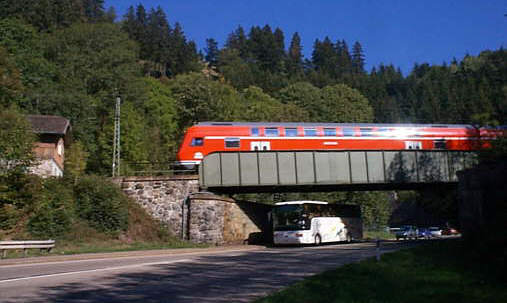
[{"xmin": 193, "ymin": 152, "xmax": 203, "ymax": 159}]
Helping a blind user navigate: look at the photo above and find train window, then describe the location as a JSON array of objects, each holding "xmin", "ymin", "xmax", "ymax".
[
  {"xmin": 265, "ymin": 128, "xmax": 279, "ymax": 136},
  {"xmin": 251, "ymin": 127, "xmax": 260, "ymax": 136},
  {"xmin": 434, "ymin": 140, "xmax": 446, "ymax": 149},
  {"xmin": 343, "ymin": 128, "xmax": 354, "ymax": 136},
  {"xmin": 324, "ymin": 128, "xmax": 336, "ymax": 136},
  {"xmin": 360, "ymin": 128, "xmax": 373, "ymax": 136},
  {"xmin": 225, "ymin": 138, "xmax": 240, "ymax": 148},
  {"xmin": 191, "ymin": 137, "xmax": 203, "ymax": 146},
  {"xmin": 285, "ymin": 128, "xmax": 297, "ymax": 137},
  {"xmin": 376, "ymin": 128, "xmax": 390, "ymax": 136},
  {"xmin": 304, "ymin": 128, "xmax": 317, "ymax": 136}
]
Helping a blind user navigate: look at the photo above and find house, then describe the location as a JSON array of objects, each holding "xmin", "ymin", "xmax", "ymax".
[{"xmin": 27, "ymin": 115, "xmax": 71, "ymax": 177}]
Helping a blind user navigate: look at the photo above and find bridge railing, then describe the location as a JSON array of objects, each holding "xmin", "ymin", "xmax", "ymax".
[{"xmin": 121, "ymin": 161, "xmax": 197, "ymax": 176}]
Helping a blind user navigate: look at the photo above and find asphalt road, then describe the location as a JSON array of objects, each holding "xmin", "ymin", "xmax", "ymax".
[{"xmin": 0, "ymin": 241, "xmax": 416, "ymax": 303}]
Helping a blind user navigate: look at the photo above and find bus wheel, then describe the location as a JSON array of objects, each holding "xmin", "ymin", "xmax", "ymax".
[
  {"xmin": 314, "ymin": 235, "xmax": 322, "ymax": 246},
  {"xmin": 346, "ymin": 233, "xmax": 352, "ymax": 243}
]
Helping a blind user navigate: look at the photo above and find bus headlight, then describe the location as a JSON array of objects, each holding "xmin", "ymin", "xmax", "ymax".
[{"xmin": 193, "ymin": 152, "xmax": 203, "ymax": 159}]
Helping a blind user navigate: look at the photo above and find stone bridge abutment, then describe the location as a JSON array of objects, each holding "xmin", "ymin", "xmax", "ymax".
[{"xmin": 115, "ymin": 176, "xmax": 271, "ymax": 245}]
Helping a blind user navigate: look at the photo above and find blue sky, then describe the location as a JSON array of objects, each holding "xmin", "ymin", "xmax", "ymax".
[{"xmin": 106, "ymin": 0, "xmax": 506, "ymax": 74}]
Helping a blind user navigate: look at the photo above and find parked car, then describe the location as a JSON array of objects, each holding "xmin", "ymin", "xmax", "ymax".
[
  {"xmin": 418, "ymin": 228, "xmax": 432, "ymax": 239},
  {"xmin": 395, "ymin": 225, "xmax": 418, "ymax": 240},
  {"xmin": 428, "ymin": 227, "xmax": 442, "ymax": 238},
  {"xmin": 442, "ymin": 227, "xmax": 459, "ymax": 235}
]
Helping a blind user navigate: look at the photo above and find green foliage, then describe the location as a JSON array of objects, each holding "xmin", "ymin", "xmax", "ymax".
[
  {"xmin": 0, "ymin": 18, "xmax": 58, "ymax": 109},
  {"xmin": 256, "ymin": 241, "xmax": 507, "ymax": 303},
  {"xmin": 168, "ymin": 73, "xmax": 242, "ymax": 129},
  {"xmin": 44, "ymin": 22, "xmax": 139, "ymax": 98},
  {"xmin": 27, "ymin": 179, "xmax": 75, "ymax": 238},
  {"xmin": 0, "ymin": 107, "xmax": 35, "ymax": 175},
  {"xmin": 142, "ymin": 77, "xmax": 179, "ymax": 161},
  {"xmin": 343, "ymin": 191, "xmax": 392, "ymax": 229},
  {"xmin": 121, "ymin": 5, "xmax": 200, "ymax": 77},
  {"xmin": 320, "ymin": 84, "xmax": 374, "ymax": 122},
  {"xmin": 277, "ymin": 82, "xmax": 322, "ymax": 121},
  {"xmin": 0, "ymin": 203, "xmax": 21, "ymax": 230},
  {"xmin": 217, "ymin": 48, "xmax": 256, "ymax": 90},
  {"xmin": 0, "ymin": 0, "xmax": 106, "ymax": 31},
  {"xmin": 239, "ymin": 86, "xmax": 309, "ymax": 122},
  {"xmin": 64, "ymin": 141, "xmax": 88, "ymax": 184},
  {"xmin": 74, "ymin": 175, "xmax": 128, "ymax": 233},
  {"xmin": 0, "ymin": 46, "xmax": 23, "ymax": 106}
]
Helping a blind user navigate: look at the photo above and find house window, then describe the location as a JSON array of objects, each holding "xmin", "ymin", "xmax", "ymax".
[
  {"xmin": 323, "ymin": 128, "xmax": 336, "ymax": 136},
  {"xmin": 191, "ymin": 137, "xmax": 203, "ymax": 146},
  {"xmin": 251, "ymin": 127, "xmax": 260, "ymax": 136},
  {"xmin": 304, "ymin": 128, "xmax": 317, "ymax": 136},
  {"xmin": 285, "ymin": 128, "xmax": 298, "ymax": 137},
  {"xmin": 225, "ymin": 138, "xmax": 240, "ymax": 148},
  {"xmin": 265, "ymin": 128, "xmax": 279, "ymax": 137}
]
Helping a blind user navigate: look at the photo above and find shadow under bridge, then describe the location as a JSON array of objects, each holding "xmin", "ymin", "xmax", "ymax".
[{"xmin": 199, "ymin": 150, "xmax": 477, "ymax": 193}]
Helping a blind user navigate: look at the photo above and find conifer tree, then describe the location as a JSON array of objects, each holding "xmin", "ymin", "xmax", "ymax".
[
  {"xmin": 205, "ymin": 38, "xmax": 219, "ymax": 67},
  {"xmin": 288, "ymin": 32, "xmax": 304, "ymax": 76},
  {"xmin": 352, "ymin": 41, "xmax": 365, "ymax": 74},
  {"xmin": 225, "ymin": 26, "xmax": 248, "ymax": 58}
]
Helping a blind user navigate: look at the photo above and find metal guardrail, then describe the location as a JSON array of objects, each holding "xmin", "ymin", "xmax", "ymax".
[
  {"xmin": 0, "ymin": 240, "xmax": 55, "ymax": 258},
  {"xmin": 200, "ymin": 150, "xmax": 477, "ymax": 192}
]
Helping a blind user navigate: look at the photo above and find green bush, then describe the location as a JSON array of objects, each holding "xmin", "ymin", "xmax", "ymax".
[
  {"xmin": 27, "ymin": 178, "xmax": 75, "ymax": 238},
  {"xmin": 74, "ymin": 175, "xmax": 128, "ymax": 233},
  {"xmin": 0, "ymin": 204, "xmax": 21, "ymax": 229}
]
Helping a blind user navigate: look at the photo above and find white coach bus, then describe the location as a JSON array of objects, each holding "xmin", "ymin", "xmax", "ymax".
[{"xmin": 272, "ymin": 201, "xmax": 363, "ymax": 245}]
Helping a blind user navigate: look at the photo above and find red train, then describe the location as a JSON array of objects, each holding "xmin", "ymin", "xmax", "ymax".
[{"xmin": 176, "ymin": 122, "xmax": 502, "ymax": 168}]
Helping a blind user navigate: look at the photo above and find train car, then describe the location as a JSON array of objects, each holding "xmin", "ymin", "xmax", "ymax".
[{"xmin": 176, "ymin": 122, "xmax": 502, "ymax": 169}]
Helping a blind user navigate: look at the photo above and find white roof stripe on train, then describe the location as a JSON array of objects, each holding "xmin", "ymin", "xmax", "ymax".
[{"xmin": 197, "ymin": 121, "xmax": 476, "ymax": 128}]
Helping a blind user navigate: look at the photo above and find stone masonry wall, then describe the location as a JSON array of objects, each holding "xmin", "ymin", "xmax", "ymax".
[
  {"xmin": 117, "ymin": 176, "xmax": 272, "ymax": 245},
  {"xmin": 118, "ymin": 176, "xmax": 199, "ymax": 238}
]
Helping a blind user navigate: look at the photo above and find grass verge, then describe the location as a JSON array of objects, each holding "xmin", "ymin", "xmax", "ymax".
[{"xmin": 255, "ymin": 240, "xmax": 507, "ymax": 303}]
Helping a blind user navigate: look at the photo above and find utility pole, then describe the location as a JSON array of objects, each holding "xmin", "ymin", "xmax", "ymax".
[{"xmin": 112, "ymin": 96, "xmax": 121, "ymax": 177}]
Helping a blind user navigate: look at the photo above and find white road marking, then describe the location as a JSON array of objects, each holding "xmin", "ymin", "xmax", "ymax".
[
  {"xmin": 0, "ymin": 258, "xmax": 192, "ymax": 284},
  {"xmin": 0, "ymin": 247, "xmax": 261, "ymax": 268}
]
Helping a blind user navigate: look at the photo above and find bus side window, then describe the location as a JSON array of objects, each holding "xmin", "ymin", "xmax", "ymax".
[
  {"xmin": 251, "ymin": 127, "xmax": 260, "ymax": 136},
  {"xmin": 191, "ymin": 137, "xmax": 203, "ymax": 146}
]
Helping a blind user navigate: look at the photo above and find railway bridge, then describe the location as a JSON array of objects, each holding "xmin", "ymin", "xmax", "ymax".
[{"xmin": 199, "ymin": 150, "xmax": 477, "ymax": 193}]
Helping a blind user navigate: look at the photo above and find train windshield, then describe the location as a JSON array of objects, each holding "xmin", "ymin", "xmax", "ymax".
[{"xmin": 273, "ymin": 205, "xmax": 310, "ymax": 231}]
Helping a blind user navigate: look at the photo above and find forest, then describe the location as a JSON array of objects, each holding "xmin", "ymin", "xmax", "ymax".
[{"xmin": 0, "ymin": 0, "xmax": 505, "ymax": 239}]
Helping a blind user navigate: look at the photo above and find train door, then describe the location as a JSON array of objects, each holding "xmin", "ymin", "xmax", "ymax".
[
  {"xmin": 250, "ymin": 141, "xmax": 271, "ymax": 151},
  {"xmin": 404, "ymin": 141, "xmax": 422, "ymax": 150}
]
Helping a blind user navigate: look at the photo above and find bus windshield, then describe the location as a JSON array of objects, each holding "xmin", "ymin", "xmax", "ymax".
[{"xmin": 272, "ymin": 205, "xmax": 311, "ymax": 231}]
